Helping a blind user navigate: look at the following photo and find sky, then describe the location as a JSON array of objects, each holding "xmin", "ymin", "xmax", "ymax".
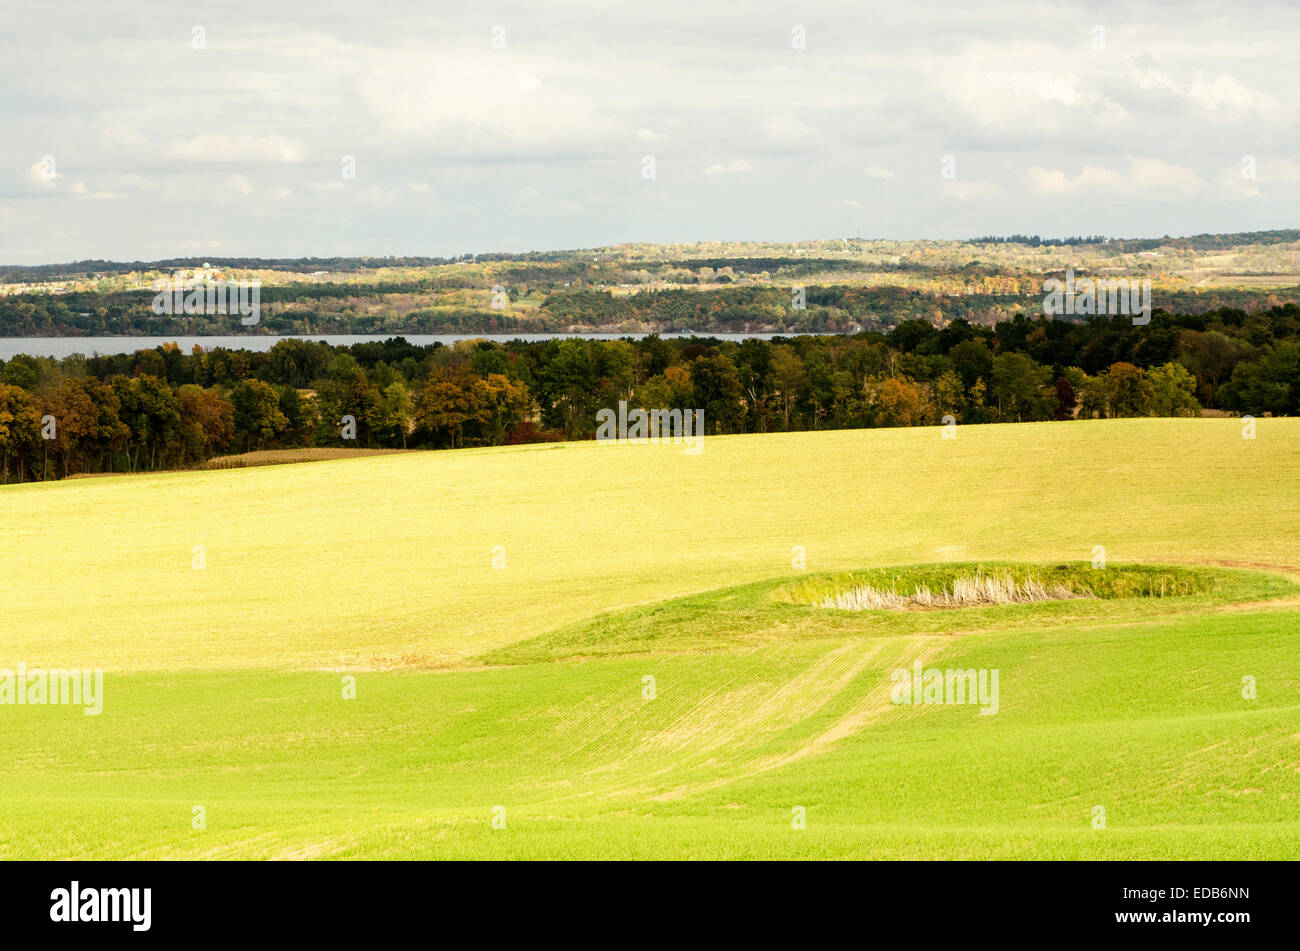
[{"xmin": 1, "ymin": 0, "xmax": 1297, "ymax": 264}]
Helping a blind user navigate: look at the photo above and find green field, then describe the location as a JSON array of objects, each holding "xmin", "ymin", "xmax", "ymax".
[{"xmin": 1, "ymin": 418, "xmax": 1297, "ymax": 858}]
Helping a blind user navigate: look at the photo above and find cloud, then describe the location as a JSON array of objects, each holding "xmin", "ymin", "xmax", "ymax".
[
  {"xmin": 704, "ymin": 158, "xmax": 753, "ymax": 175},
  {"xmin": 919, "ymin": 49, "xmax": 1128, "ymax": 143},
  {"xmin": 1219, "ymin": 157, "xmax": 1300, "ymax": 198},
  {"xmin": 1127, "ymin": 157, "xmax": 1204, "ymax": 195},
  {"xmin": 941, "ymin": 180, "xmax": 1002, "ymax": 200},
  {"xmin": 65, "ymin": 180, "xmax": 121, "ymax": 199},
  {"xmin": 1024, "ymin": 160, "xmax": 1202, "ymax": 197},
  {"xmin": 1257, "ymin": 158, "xmax": 1300, "ymax": 183},
  {"xmin": 355, "ymin": 51, "xmax": 621, "ymax": 159},
  {"xmin": 1129, "ymin": 62, "xmax": 1182, "ymax": 97},
  {"xmin": 1187, "ymin": 72, "xmax": 1284, "ymax": 122},
  {"xmin": 1123, "ymin": 60, "xmax": 1284, "ymax": 124},
  {"xmin": 5, "ymin": 4, "xmax": 1300, "ymax": 260},
  {"xmin": 224, "ymin": 174, "xmax": 255, "ymax": 197},
  {"xmin": 164, "ymin": 134, "xmax": 306, "ymax": 163},
  {"xmin": 1024, "ymin": 165, "xmax": 1123, "ymax": 195},
  {"xmin": 26, "ymin": 160, "xmax": 58, "ymax": 190},
  {"xmin": 760, "ymin": 115, "xmax": 818, "ymax": 150}
]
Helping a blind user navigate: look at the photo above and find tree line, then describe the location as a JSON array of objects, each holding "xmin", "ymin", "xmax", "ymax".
[
  {"xmin": 0, "ymin": 305, "xmax": 1295, "ymax": 482},
  {"xmin": 6, "ymin": 279, "xmax": 1300, "ymax": 338}
]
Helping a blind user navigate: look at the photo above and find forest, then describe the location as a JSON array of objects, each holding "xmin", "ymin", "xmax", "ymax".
[
  {"xmin": 0, "ymin": 305, "xmax": 1295, "ymax": 481},
  {"xmin": 7, "ymin": 231, "xmax": 1300, "ymax": 337}
]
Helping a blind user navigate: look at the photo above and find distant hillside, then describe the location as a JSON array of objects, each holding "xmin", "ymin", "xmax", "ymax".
[{"xmin": 3, "ymin": 230, "xmax": 1300, "ymax": 335}]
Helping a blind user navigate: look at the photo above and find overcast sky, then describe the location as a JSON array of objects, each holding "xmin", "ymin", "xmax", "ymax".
[{"xmin": 1, "ymin": 1, "xmax": 1297, "ymax": 263}]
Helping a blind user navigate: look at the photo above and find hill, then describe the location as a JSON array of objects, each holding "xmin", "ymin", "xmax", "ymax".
[{"xmin": 0, "ymin": 419, "xmax": 1296, "ymax": 858}]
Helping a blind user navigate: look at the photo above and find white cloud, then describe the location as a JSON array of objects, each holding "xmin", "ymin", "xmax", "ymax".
[
  {"xmin": 26, "ymin": 160, "xmax": 58, "ymax": 190},
  {"xmin": 355, "ymin": 51, "xmax": 621, "ymax": 159},
  {"xmin": 1187, "ymin": 72, "xmax": 1284, "ymax": 122},
  {"xmin": 164, "ymin": 134, "xmax": 306, "ymax": 163},
  {"xmin": 941, "ymin": 180, "xmax": 1002, "ymax": 200},
  {"xmin": 1129, "ymin": 62, "xmax": 1182, "ymax": 96},
  {"xmin": 5, "ymin": 3, "xmax": 1300, "ymax": 260},
  {"xmin": 1024, "ymin": 165, "xmax": 1123, "ymax": 195},
  {"xmin": 1024, "ymin": 160, "xmax": 1202, "ymax": 197},
  {"xmin": 1128, "ymin": 157, "xmax": 1204, "ymax": 195},
  {"xmin": 760, "ymin": 115, "xmax": 817, "ymax": 149},
  {"xmin": 1219, "ymin": 157, "xmax": 1300, "ymax": 198},
  {"xmin": 224, "ymin": 174, "xmax": 255, "ymax": 197},
  {"xmin": 1096, "ymin": 100, "xmax": 1129, "ymax": 126},
  {"xmin": 704, "ymin": 158, "xmax": 753, "ymax": 175},
  {"xmin": 1124, "ymin": 60, "xmax": 1284, "ymax": 124},
  {"xmin": 921, "ymin": 50, "xmax": 1124, "ymax": 142},
  {"xmin": 1257, "ymin": 158, "xmax": 1300, "ymax": 183}
]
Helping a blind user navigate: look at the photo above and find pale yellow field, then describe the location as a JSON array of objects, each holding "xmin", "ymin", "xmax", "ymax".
[
  {"xmin": 2, "ymin": 417, "xmax": 1298, "ymax": 860},
  {"xmin": 0, "ymin": 418, "xmax": 1295, "ymax": 672}
]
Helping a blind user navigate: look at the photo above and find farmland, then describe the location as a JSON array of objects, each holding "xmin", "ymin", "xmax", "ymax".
[{"xmin": 0, "ymin": 418, "xmax": 1297, "ymax": 858}]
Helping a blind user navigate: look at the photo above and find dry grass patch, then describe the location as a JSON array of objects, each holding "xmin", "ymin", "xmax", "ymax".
[
  {"xmin": 820, "ymin": 572, "xmax": 1087, "ymax": 611},
  {"xmin": 203, "ymin": 448, "xmax": 409, "ymax": 470}
]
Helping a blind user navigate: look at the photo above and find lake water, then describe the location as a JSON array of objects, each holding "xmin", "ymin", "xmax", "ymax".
[{"xmin": 0, "ymin": 332, "xmax": 811, "ymax": 360}]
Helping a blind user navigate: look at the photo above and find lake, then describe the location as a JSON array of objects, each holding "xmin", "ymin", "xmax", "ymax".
[{"xmin": 0, "ymin": 332, "xmax": 812, "ymax": 360}]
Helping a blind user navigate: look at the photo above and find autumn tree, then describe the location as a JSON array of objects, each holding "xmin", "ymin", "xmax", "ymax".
[
  {"xmin": 415, "ymin": 373, "xmax": 477, "ymax": 448},
  {"xmin": 113, "ymin": 375, "xmax": 182, "ymax": 470},
  {"xmin": 864, "ymin": 375, "xmax": 931, "ymax": 427},
  {"xmin": 376, "ymin": 380, "xmax": 414, "ymax": 448},
  {"xmin": 771, "ymin": 346, "xmax": 808, "ymax": 430},
  {"xmin": 0, "ymin": 383, "xmax": 41, "ymax": 482},
  {"xmin": 1104, "ymin": 362, "xmax": 1155, "ymax": 417},
  {"xmin": 1146, "ymin": 362, "xmax": 1202, "ymax": 417},
  {"xmin": 178, "ymin": 385, "xmax": 235, "ymax": 463},
  {"xmin": 989, "ymin": 352, "xmax": 1051, "ymax": 421},
  {"xmin": 472, "ymin": 373, "xmax": 531, "ymax": 445},
  {"xmin": 229, "ymin": 378, "xmax": 289, "ymax": 450},
  {"xmin": 689, "ymin": 353, "xmax": 745, "ymax": 433}
]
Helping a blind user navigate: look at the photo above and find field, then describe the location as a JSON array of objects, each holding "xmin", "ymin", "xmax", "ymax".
[
  {"xmin": 200, "ymin": 447, "xmax": 409, "ymax": 470},
  {"xmin": 0, "ymin": 418, "xmax": 1297, "ymax": 859}
]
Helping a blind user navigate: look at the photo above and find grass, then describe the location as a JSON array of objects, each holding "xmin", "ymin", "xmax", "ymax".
[
  {"xmin": 1, "ymin": 604, "xmax": 1296, "ymax": 859},
  {"xmin": 818, "ymin": 571, "xmax": 1084, "ymax": 609},
  {"xmin": 0, "ymin": 418, "xmax": 1297, "ymax": 858},
  {"xmin": 788, "ymin": 562, "xmax": 1226, "ymax": 609},
  {"xmin": 480, "ymin": 563, "xmax": 1292, "ymax": 665},
  {"xmin": 0, "ymin": 417, "xmax": 1295, "ymax": 671}
]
